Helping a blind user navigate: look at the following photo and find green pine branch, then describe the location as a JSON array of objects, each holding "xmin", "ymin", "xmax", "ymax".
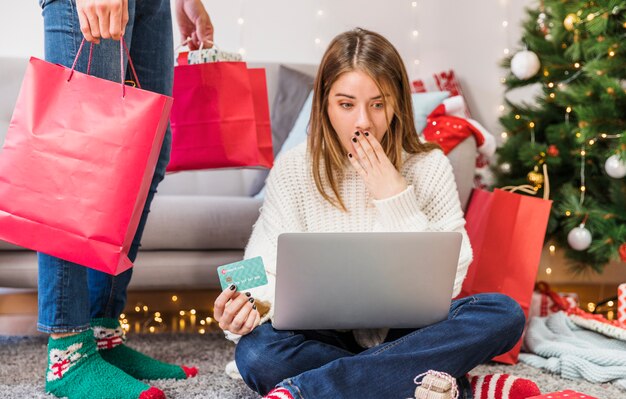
[{"xmin": 494, "ymin": 0, "xmax": 626, "ymax": 274}]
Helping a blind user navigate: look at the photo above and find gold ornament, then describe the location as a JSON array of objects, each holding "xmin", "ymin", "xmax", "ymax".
[
  {"xmin": 564, "ymin": 13, "xmax": 578, "ymax": 31},
  {"xmin": 579, "ymin": 121, "xmax": 589, "ymax": 128},
  {"xmin": 527, "ymin": 167, "xmax": 544, "ymax": 188},
  {"xmin": 607, "ymin": 87, "xmax": 615, "ymax": 95}
]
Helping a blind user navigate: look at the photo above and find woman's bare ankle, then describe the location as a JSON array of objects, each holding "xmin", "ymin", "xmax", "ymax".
[{"xmin": 50, "ymin": 332, "xmax": 79, "ymax": 339}]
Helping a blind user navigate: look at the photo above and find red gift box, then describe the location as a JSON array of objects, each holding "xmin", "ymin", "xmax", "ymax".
[
  {"xmin": 618, "ymin": 283, "xmax": 626, "ymax": 325},
  {"xmin": 529, "ymin": 282, "xmax": 579, "ymax": 319},
  {"xmin": 528, "ymin": 390, "xmax": 599, "ymax": 399}
]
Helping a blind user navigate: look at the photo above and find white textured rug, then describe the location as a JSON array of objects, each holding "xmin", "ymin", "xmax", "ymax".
[{"xmin": 0, "ymin": 333, "xmax": 622, "ymax": 398}]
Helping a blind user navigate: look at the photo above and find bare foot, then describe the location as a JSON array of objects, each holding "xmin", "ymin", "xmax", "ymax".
[{"xmin": 51, "ymin": 332, "xmax": 79, "ymax": 339}]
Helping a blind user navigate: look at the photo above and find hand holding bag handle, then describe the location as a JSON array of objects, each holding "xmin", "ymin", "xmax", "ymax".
[{"xmin": 67, "ymin": 38, "xmax": 141, "ymax": 97}]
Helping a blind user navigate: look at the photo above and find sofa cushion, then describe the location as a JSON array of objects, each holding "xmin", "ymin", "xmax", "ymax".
[
  {"xmin": 140, "ymin": 195, "xmax": 263, "ymax": 250},
  {"xmin": 412, "ymin": 91, "xmax": 449, "ymax": 133},
  {"xmin": 270, "ymin": 65, "xmax": 315, "ymax": 155},
  {"xmin": 0, "ymin": 58, "xmax": 28, "ymax": 146},
  {"xmin": 0, "ymin": 249, "xmax": 240, "ymax": 289},
  {"xmin": 255, "ymin": 91, "xmax": 314, "ymax": 199},
  {"xmin": 446, "ymin": 136, "xmax": 477, "ymax": 212},
  {"xmin": 243, "ymin": 65, "xmax": 315, "ymax": 196},
  {"xmin": 130, "ymin": 250, "xmax": 241, "ymax": 289},
  {"xmin": 0, "ymin": 241, "xmax": 25, "ymax": 251}
]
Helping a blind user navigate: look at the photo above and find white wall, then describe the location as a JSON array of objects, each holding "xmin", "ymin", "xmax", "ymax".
[{"xmin": 0, "ymin": 0, "xmax": 534, "ymax": 135}]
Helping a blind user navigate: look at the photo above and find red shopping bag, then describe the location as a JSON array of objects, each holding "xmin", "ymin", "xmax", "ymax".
[
  {"xmin": 248, "ymin": 68, "xmax": 273, "ymax": 168},
  {"xmin": 167, "ymin": 61, "xmax": 273, "ymax": 171},
  {"xmin": 0, "ymin": 40, "xmax": 172, "ymax": 275},
  {"xmin": 459, "ymin": 176, "xmax": 552, "ymax": 364}
]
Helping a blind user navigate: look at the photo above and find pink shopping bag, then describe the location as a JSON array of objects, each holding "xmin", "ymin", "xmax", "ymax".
[
  {"xmin": 168, "ymin": 59, "xmax": 273, "ymax": 171},
  {"xmin": 0, "ymin": 40, "xmax": 172, "ymax": 275}
]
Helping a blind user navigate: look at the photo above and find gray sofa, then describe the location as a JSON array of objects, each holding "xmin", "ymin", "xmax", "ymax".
[{"xmin": 0, "ymin": 57, "xmax": 477, "ymax": 291}]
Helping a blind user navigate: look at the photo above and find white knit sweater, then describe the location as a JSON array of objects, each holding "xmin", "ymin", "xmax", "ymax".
[{"xmin": 226, "ymin": 142, "xmax": 473, "ymax": 346}]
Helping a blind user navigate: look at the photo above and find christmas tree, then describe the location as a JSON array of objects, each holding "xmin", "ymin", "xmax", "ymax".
[{"xmin": 495, "ymin": 0, "xmax": 626, "ymax": 273}]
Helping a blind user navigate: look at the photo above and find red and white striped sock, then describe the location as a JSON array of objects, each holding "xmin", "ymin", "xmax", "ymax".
[
  {"xmin": 263, "ymin": 387, "xmax": 295, "ymax": 399},
  {"xmin": 468, "ymin": 373, "xmax": 540, "ymax": 399}
]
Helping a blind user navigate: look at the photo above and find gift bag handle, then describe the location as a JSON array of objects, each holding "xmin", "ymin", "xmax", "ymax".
[
  {"xmin": 67, "ymin": 38, "xmax": 141, "ymax": 98},
  {"xmin": 501, "ymin": 164, "xmax": 550, "ymax": 200},
  {"xmin": 174, "ymin": 36, "xmax": 216, "ymax": 53},
  {"xmin": 536, "ymin": 281, "xmax": 570, "ymax": 312}
]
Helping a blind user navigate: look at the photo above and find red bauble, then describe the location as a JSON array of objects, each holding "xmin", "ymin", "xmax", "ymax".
[
  {"xmin": 548, "ymin": 145, "xmax": 560, "ymax": 157},
  {"xmin": 619, "ymin": 243, "xmax": 626, "ymax": 263}
]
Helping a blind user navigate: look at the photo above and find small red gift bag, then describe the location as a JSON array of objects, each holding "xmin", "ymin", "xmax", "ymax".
[
  {"xmin": 168, "ymin": 59, "xmax": 273, "ymax": 171},
  {"xmin": 459, "ymin": 166, "xmax": 552, "ymax": 364}
]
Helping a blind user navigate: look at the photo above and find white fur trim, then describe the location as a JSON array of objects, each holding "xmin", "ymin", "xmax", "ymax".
[
  {"xmin": 224, "ymin": 360, "xmax": 242, "ymax": 380},
  {"xmin": 442, "ymin": 96, "xmax": 465, "ymax": 117},
  {"xmin": 467, "ymin": 118, "xmax": 496, "ymax": 157}
]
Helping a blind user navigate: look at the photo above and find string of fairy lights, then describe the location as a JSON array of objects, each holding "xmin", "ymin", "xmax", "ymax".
[{"xmin": 119, "ymin": 295, "xmax": 218, "ymax": 334}]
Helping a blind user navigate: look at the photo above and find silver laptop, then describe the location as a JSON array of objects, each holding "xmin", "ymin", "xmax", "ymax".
[{"xmin": 273, "ymin": 232, "xmax": 462, "ymax": 330}]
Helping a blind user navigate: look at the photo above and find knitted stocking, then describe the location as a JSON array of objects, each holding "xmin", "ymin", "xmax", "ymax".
[
  {"xmin": 92, "ymin": 318, "xmax": 197, "ymax": 380},
  {"xmin": 263, "ymin": 387, "xmax": 295, "ymax": 399},
  {"xmin": 469, "ymin": 373, "xmax": 541, "ymax": 399},
  {"xmin": 45, "ymin": 330, "xmax": 164, "ymax": 399}
]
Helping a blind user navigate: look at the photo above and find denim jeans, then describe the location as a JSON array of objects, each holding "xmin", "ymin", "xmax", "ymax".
[
  {"xmin": 37, "ymin": 0, "xmax": 173, "ymax": 333},
  {"xmin": 236, "ymin": 293, "xmax": 525, "ymax": 399}
]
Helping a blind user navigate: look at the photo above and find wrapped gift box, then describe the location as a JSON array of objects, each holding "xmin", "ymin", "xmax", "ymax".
[{"xmin": 618, "ymin": 283, "xmax": 625, "ymax": 325}]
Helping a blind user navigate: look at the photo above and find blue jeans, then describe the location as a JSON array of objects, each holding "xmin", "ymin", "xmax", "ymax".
[
  {"xmin": 37, "ymin": 0, "xmax": 173, "ymax": 333},
  {"xmin": 236, "ymin": 293, "xmax": 525, "ymax": 399}
]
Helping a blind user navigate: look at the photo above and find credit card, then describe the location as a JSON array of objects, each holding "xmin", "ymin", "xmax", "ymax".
[{"xmin": 216, "ymin": 256, "xmax": 269, "ymax": 292}]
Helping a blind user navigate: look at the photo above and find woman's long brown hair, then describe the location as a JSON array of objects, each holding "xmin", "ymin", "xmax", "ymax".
[{"xmin": 308, "ymin": 28, "xmax": 438, "ymax": 211}]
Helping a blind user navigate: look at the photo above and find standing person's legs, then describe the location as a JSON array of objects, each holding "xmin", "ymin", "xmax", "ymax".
[
  {"xmin": 238, "ymin": 294, "xmax": 525, "ymax": 399},
  {"xmin": 87, "ymin": 0, "xmax": 173, "ymax": 323},
  {"xmin": 85, "ymin": 0, "xmax": 196, "ymax": 381},
  {"xmin": 37, "ymin": 1, "xmax": 165, "ymax": 398},
  {"xmin": 37, "ymin": 0, "xmax": 139, "ymax": 337},
  {"xmin": 88, "ymin": 0, "xmax": 173, "ymax": 321}
]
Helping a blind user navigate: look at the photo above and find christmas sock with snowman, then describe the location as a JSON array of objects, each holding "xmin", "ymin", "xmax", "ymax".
[
  {"xmin": 46, "ymin": 329, "xmax": 164, "ymax": 399},
  {"xmin": 92, "ymin": 318, "xmax": 198, "ymax": 380}
]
